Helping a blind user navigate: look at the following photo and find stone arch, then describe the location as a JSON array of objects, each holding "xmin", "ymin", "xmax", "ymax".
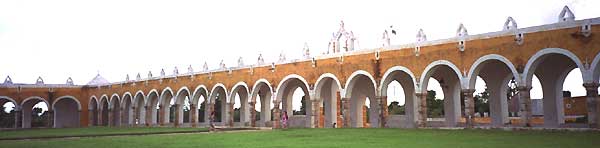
[
  {"xmin": 587, "ymin": 51, "xmax": 600, "ymax": 83},
  {"xmin": 0, "ymin": 96, "xmax": 18, "ymax": 128},
  {"xmin": 21, "ymin": 96, "xmax": 49, "ymax": 128},
  {"xmin": 314, "ymin": 73, "xmax": 343, "ymax": 128},
  {"xmin": 87, "ymin": 96, "xmax": 99, "ymax": 126},
  {"xmin": 174, "ymin": 86, "xmax": 191, "ymax": 125},
  {"xmin": 52, "ymin": 96, "xmax": 81, "ymax": 128},
  {"xmin": 522, "ymin": 48, "xmax": 585, "ymax": 127},
  {"xmin": 192, "ymin": 85, "xmax": 209, "ymax": 123},
  {"xmin": 159, "ymin": 87, "xmax": 175, "ymax": 124},
  {"xmin": 210, "ymin": 83, "xmax": 229, "ymax": 124},
  {"xmin": 276, "ymin": 74, "xmax": 311, "ymax": 128},
  {"xmin": 379, "ymin": 66, "xmax": 418, "ymax": 128},
  {"xmin": 121, "ymin": 92, "xmax": 133, "ymax": 126},
  {"xmin": 89, "ymin": 96, "xmax": 99, "ymax": 110},
  {"xmin": 466, "ymin": 54, "xmax": 520, "ymax": 127},
  {"xmin": 133, "ymin": 90, "xmax": 146, "ymax": 125},
  {"xmin": 344, "ymin": 70, "xmax": 378, "ymax": 128},
  {"xmin": 109, "ymin": 94, "xmax": 121, "ymax": 126},
  {"xmin": 419, "ymin": 60, "xmax": 463, "ymax": 127},
  {"xmin": 146, "ymin": 89, "xmax": 160, "ymax": 125},
  {"xmin": 230, "ymin": 81, "xmax": 250, "ymax": 124},
  {"xmin": 99, "ymin": 95, "xmax": 109, "ymax": 126},
  {"xmin": 250, "ymin": 79, "xmax": 274, "ymax": 127}
]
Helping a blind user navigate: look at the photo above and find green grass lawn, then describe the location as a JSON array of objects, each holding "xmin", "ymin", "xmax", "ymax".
[
  {"xmin": 1, "ymin": 128, "xmax": 599, "ymax": 148},
  {"xmin": 0, "ymin": 127, "xmax": 206, "ymax": 139}
]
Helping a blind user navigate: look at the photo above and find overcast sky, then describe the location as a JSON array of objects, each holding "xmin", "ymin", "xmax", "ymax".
[{"xmin": 2, "ymin": 0, "xmax": 600, "ymax": 111}]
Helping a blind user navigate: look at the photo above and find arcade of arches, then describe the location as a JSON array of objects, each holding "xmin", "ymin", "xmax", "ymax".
[{"xmin": 2, "ymin": 15, "xmax": 600, "ymax": 130}]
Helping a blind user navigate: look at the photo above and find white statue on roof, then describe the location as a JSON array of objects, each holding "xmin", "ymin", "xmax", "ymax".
[
  {"xmin": 136, "ymin": 73, "xmax": 141, "ymax": 81},
  {"xmin": 160, "ymin": 69, "xmax": 166, "ymax": 77},
  {"xmin": 35, "ymin": 76, "xmax": 44, "ymax": 85},
  {"xmin": 125, "ymin": 74, "xmax": 130, "ymax": 82},
  {"xmin": 188, "ymin": 65, "xmax": 193, "ymax": 74},
  {"xmin": 328, "ymin": 20, "xmax": 357, "ymax": 54},
  {"xmin": 203, "ymin": 62, "xmax": 209, "ymax": 71},
  {"xmin": 219, "ymin": 60, "xmax": 227, "ymax": 69},
  {"xmin": 66, "ymin": 77, "xmax": 74, "ymax": 85},
  {"xmin": 148, "ymin": 71, "xmax": 153, "ymax": 78},
  {"xmin": 3, "ymin": 76, "xmax": 12, "ymax": 85},
  {"xmin": 173, "ymin": 66, "xmax": 179, "ymax": 75},
  {"xmin": 257, "ymin": 54, "xmax": 265, "ymax": 65}
]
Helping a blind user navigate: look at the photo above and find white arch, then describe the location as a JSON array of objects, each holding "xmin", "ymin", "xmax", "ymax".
[
  {"xmin": 100, "ymin": 94, "xmax": 109, "ymax": 109},
  {"xmin": 466, "ymin": 54, "xmax": 520, "ymax": 89},
  {"xmin": 133, "ymin": 90, "xmax": 146, "ymax": 107},
  {"xmin": 251, "ymin": 79, "xmax": 274, "ymax": 99},
  {"xmin": 88, "ymin": 95, "xmax": 99, "ymax": 110},
  {"xmin": 0, "ymin": 96, "xmax": 18, "ymax": 110},
  {"xmin": 230, "ymin": 81, "xmax": 250, "ymax": 102},
  {"xmin": 419, "ymin": 60, "xmax": 464, "ymax": 92},
  {"xmin": 522, "ymin": 48, "xmax": 586, "ymax": 86},
  {"xmin": 588, "ymin": 51, "xmax": 600, "ymax": 83},
  {"xmin": 109, "ymin": 93, "xmax": 121, "ymax": 109},
  {"xmin": 146, "ymin": 89, "xmax": 159, "ymax": 107},
  {"xmin": 21, "ymin": 96, "xmax": 50, "ymax": 109},
  {"xmin": 344, "ymin": 70, "xmax": 378, "ymax": 98},
  {"xmin": 379, "ymin": 66, "xmax": 418, "ymax": 94},
  {"xmin": 276, "ymin": 74, "xmax": 311, "ymax": 99},
  {"xmin": 192, "ymin": 85, "xmax": 209, "ymax": 105},
  {"xmin": 52, "ymin": 96, "xmax": 82, "ymax": 111},
  {"xmin": 121, "ymin": 92, "xmax": 133, "ymax": 107},
  {"xmin": 315, "ymin": 73, "xmax": 343, "ymax": 91},
  {"xmin": 159, "ymin": 87, "xmax": 174, "ymax": 105},
  {"xmin": 210, "ymin": 83, "xmax": 228, "ymax": 103},
  {"xmin": 175, "ymin": 86, "xmax": 191, "ymax": 104}
]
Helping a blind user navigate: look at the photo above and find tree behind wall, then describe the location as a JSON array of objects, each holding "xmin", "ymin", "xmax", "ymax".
[
  {"xmin": 426, "ymin": 90, "xmax": 444, "ymax": 118},
  {"xmin": 387, "ymin": 101, "xmax": 405, "ymax": 115},
  {"xmin": 0, "ymin": 106, "xmax": 15, "ymax": 128}
]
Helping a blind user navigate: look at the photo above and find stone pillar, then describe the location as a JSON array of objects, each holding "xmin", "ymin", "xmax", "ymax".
[
  {"xmin": 517, "ymin": 86, "xmax": 532, "ymax": 127},
  {"xmin": 336, "ymin": 91, "xmax": 343, "ymax": 128},
  {"xmin": 311, "ymin": 99, "xmax": 321, "ymax": 128},
  {"xmin": 47, "ymin": 110, "xmax": 54, "ymax": 128},
  {"xmin": 158, "ymin": 105, "xmax": 165, "ymax": 126},
  {"xmin": 249, "ymin": 101, "xmax": 256, "ymax": 127},
  {"xmin": 416, "ymin": 92, "xmax": 428, "ymax": 128},
  {"xmin": 131, "ymin": 107, "xmax": 137, "ymax": 127},
  {"xmin": 376, "ymin": 96, "xmax": 387, "ymax": 128},
  {"xmin": 108, "ymin": 109, "xmax": 113, "ymax": 127},
  {"xmin": 272, "ymin": 100, "xmax": 281, "ymax": 129},
  {"xmin": 462, "ymin": 89, "xmax": 475, "ymax": 128},
  {"xmin": 341, "ymin": 97, "xmax": 350, "ymax": 127},
  {"xmin": 145, "ymin": 106, "xmax": 152, "ymax": 126},
  {"xmin": 190, "ymin": 105, "xmax": 198, "ymax": 127},
  {"xmin": 88, "ymin": 109, "xmax": 94, "ymax": 127},
  {"xmin": 173, "ymin": 104, "xmax": 180, "ymax": 127},
  {"xmin": 14, "ymin": 108, "xmax": 22, "ymax": 129},
  {"xmin": 583, "ymin": 82, "xmax": 599, "ymax": 128},
  {"xmin": 207, "ymin": 102, "xmax": 214, "ymax": 124},
  {"xmin": 227, "ymin": 102, "xmax": 234, "ymax": 127}
]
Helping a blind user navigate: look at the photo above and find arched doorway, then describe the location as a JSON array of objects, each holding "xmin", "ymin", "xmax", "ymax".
[
  {"xmin": 344, "ymin": 71, "xmax": 378, "ymax": 128},
  {"xmin": 52, "ymin": 96, "xmax": 81, "ymax": 128}
]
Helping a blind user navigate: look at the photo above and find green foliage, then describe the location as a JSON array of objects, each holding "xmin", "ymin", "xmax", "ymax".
[
  {"xmin": 293, "ymin": 95, "xmax": 307, "ymax": 115},
  {"xmin": 474, "ymin": 88, "xmax": 490, "ymax": 115},
  {"xmin": 234, "ymin": 108, "xmax": 240, "ymax": 122},
  {"xmin": 215, "ymin": 98, "xmax": 222, "ymax": 122},
  {"xmin": 426, "ymin": 90, "xmax": 444, "ymax": 118},
  {"xmin": 31, "ymin": 107, "xmax": 48, "ymax": 127},
  {"xmin": 0, "ymin": 105, "xmax": 15, "ymax": 128},
  {"xmin": 387, "ymin": 101, "xmax": 405, "ymax": 115},
  {"xmin": 198, "ymin": 102, "xmax": 205, "ymax": 122}
]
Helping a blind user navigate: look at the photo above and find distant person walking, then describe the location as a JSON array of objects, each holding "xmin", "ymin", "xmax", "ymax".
[{"xmin": 281, "ymin": 111, "xmax": 289, "ymax": 129}]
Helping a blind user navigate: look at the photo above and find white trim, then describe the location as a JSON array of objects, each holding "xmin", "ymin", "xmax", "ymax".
[
  {"xmin": 121, "ymin": 92, "xmax": 133, "ymax": 107},
  {"xmin": 175, "ymin": 86, "xmax": 191, "ymax": 104},
  {"xmin": 209, "ymin": 83, "xmax": 228, "ymax": 103},
  {"xmin": 52, "ymin": 95, "xmax": 82, "ymax": 111},
  {"xmin": 522, "ymin": 48, "xmax": 586, "ymax": 86},
  {"xmin": 133, "ymin": 91, "xmax": 146, "ymax": 108},
  {"xmin": 275, "ymin": 74, "xmax": 311, "ymax": 102},
  {"xmin": 466, "ymin": 54, "xmax": 520, "ymax": 89},
  {"xmin": 230, "ymin": 81, "xmax": 250, "ymax": 102},
  {"xmin": 315, "ymin": 73, "xmax": 343, "ymax": 90},
  {"xmin": 250, "ymin": 79, "xmax": 273, "ymax": 102},
  {"xmin": 589, "ymin": 51, "xmax": 600, "ymax": 83},
  {"xmin": 21, "ymin": 96, "xmax": 49, "ymax": 109},
  {"xmin": 159, "ymin": 87, "xmax": 174, "ymax": 106},
  {"xmin": 88, "ymin": 95, "xmax": 99, "ymax": 110},
  {"xmin": 110, "ymin": 93, "xmax": 121, "ymax": 109},
  {"xmin": 344, "ymin": 70, "xmax": 378, "ymax": 98},
  {"xmin": 192, "ymin": 85, "xmax": 209, "ymax": 105},
  {"xmin": 419, "ymin": 60, "xmax": 463, "ymax": 92},
  {"xmin": 379, "ymin": 66, "xmax": 418, "ymax": 96},
  {"xmin": 146, "ymin": 89, "xmax": 160, "ymax": 107},
  {"xmin": 0, "ymin": 96, "xmax": 18, "ymax": 110},
  {"xmin": 100, "ymin": 94, "xmax": 109, "ymax": 110}
]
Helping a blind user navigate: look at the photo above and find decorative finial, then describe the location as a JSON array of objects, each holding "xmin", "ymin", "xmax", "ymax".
[
  {"xmin": 559, "ymin": 5, "xmax": 575, "ymax": 22},
  {"xmin": 203, "ymin": 62, "xmax": 209, "ymax": 71},
  {"xmin": 257, "ymin": 54, "xmax": 265, "ymax": 65},
  {"xmin": 3, "ymin": 76, "xmax": 12, "ymax": 85},
  {"xmin": 503, "ymin": 17, "xmax": 518, "ymax": 31},
  {"xmin": 66, "ymin": 77, "xmax": 74, "ymax": 85},
  {"xmin": 125, "ymin": 74, "xmax": 130, "ymax": 82},
  {"xmin": 160, "ymin": 69, "xmax": 166, "ymax": 77},
  {"xmin": 278, "ymin": 52, "xmax": 286, "ymax": 63},
  {"xmin": 238, "ymin": 57, "xmax": 244, "ymax": 67},
  {"xmin": 416, "ymin": 29, "xmax": 427, "ymax": 42},
  {"xmin": 187, "ymin": 65, "xmax": 193, "ymax": 74},
  {"xmin": 136, "ymin": 73, "xmax": 141, "ymax": 81},
  {"xmin": 457, "ymin": 23, "xmax": 468, "ymax": 37},
  {"xmin": 36, "ymin": 76, "xmax": 44, "ymax": 85},
  {"xmin": 173, "ymin": 66, "xmax": 179, "ymax": 75},
  {"xmin": 148, "ymin": 71, "xmax": 153, "ymax": 78},
  {"xmin": 219, "ymin": 60, "xmax": 226, "ymax": 69},
  {"xmin": 303, "ymin": 42, "xmax": 310, "ymax": 59}
]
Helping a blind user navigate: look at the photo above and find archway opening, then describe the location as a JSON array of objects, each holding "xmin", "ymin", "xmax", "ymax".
[
  {"xmin": 381, "ymin": 69, "xmax": 417, "ymax": 128},
  {"xmin": 210, "ymin": 86, "xmax": 227, "ymax": 124},
  {"xmin": 561, "ymin": 68, "xmax": 587, "ymax": 126},
  {"xmin": 251, "ymin": 81, "xmax": 273, "ymax": 127},
  {"xmin": 315, "ymin": 76, "xmax": 341, "ymax": 128},
  {"xmin": 146, "ymin": 92, "xmax": 159, "ymax": 125},
  {"xmin": 346, "ymin": 73, "xmax": 377, "ymax": 128},
  {"xmin": 109, "ymin": 96, "xmax": 121, "ymax": 126},
  {"xmin": 100, "ymin": 97, "xmax": 109, "ymax": 126},
  {"xmin": 22, "ymin": 98, "xmax": 49, "ymax": 128},
  {"xmin": 121, "ymin": 95, "xmax": 132, "ymax": 126},
  {"xmin": 277, "ymin": 77, "xmax": 310, "ymax": 128},
  {"xmin": 525, "ymin": 53, "xmax": 580, "ymax": 127},
  {"xmin": 231, "ymin": 85, "xmax": 249, "ymax": 126},
  {"xmin": 422, "ymin": 64, "xmax": 461, "ymax": 127},
  {"xmin": 88, "ymin": 97, "xmax": 98, "ymax": 126},
  {"xmin": 0, "ymin": 99, "xmax": 16, "ymax": 128},
  {"xmin": 53, "ymin": 97, "xmax": 80, "ymax": 128},
  {"xmin": 133, "ymin": 93, "xmax": 145, "ymax": 125}
]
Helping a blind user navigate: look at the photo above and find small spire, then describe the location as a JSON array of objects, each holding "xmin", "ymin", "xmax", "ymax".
[
  {"xmin": 148, "ymin": 71, "xmax": 153, "ymax": 78},
  {"xmin": 257, "ymin": 54, "xmax": 265, "ymax": 65},
  {"xmin": 173, "ymin": 66, "xmax": 179, "ymax": 75},
  {"xmin": 160, "ymin": 69, "xmax": 166, "ymax": 77},
  {"xmin": 66, "ymin": 77, "xmax": 74, "ymax": 85},
  {"xmin": 136, "ymin": 73, "xmax": 142, "ymax": 81},
  {"xmin": 238, "ymin": 57, "xmax": 244, "ymax": 67},
  {"xmin": 36, "ymin": 76, "xmax": 44, "ymax": 85},
  {"xmin": 125, "ymin": 74, "xmax": 130, "ymax": 82},
  {"xmin": 187, "ymin": 65, "xmax": 193, "ymax": 74},
  {"xmin": 203, "ymin": 62, "xmax": 209, "ymax": 72},
  {"xmin": 3, "ymin": 75, "xmax": 13, "ymax": 85}
]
